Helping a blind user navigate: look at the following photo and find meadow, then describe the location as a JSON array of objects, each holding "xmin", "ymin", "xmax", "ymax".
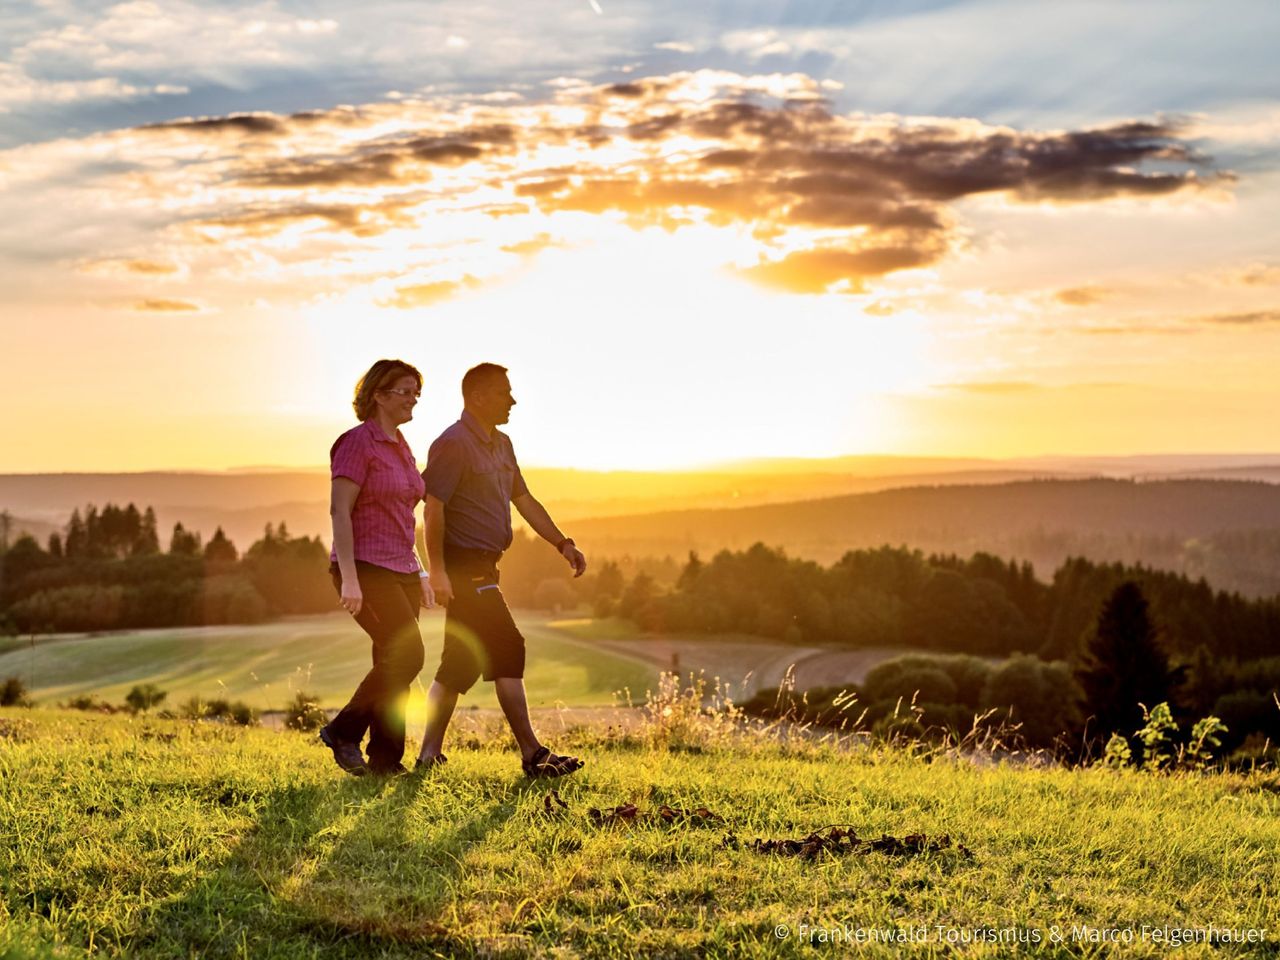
[
  {"xmin": 0, "ymin": 614, "xmax": 898, "ymax": 721},
  {"xmin": 0, "ymin": 614, "xmax": 659, "ymax": 718},
  {"xmin": 1, "ymin": 707, "xmax": 1277, "ymax": 959}
]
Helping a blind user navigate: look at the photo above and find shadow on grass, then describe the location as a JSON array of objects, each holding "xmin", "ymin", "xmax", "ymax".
[{"xmin": 128, "ymin": 771, "xmax": 532, "ymax": 958}]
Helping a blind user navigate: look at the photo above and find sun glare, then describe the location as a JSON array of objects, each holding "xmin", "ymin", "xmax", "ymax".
[{"xmin": 303, "ymin": 223, "xmax": 934, "ymax": 471}]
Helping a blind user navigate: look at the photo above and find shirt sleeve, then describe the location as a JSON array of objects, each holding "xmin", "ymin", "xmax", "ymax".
[
  {"xmin": 509, "ymin": 440, "xmax": 529, "ymax": 500},
  {"xmin": 330, "ymin": 429, "xmax": 371, "ymax": 487},
  {"xmin": 422, "ymin": 434, "xmax": 467, "ymax": 502}
]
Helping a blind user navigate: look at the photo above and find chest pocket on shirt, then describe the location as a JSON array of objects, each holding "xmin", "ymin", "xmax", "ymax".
[{"xmin": 471, "ymin": 455, "xmax": 514, "ymax": 498}]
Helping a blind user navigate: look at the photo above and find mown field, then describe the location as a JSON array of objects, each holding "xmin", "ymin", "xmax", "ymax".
[
  {"xmin": 1, "ymin": 707, "xmax": 1277, "ymax": 959},
  {"xmin": 0, "ymin": 614, "xmax": 907, "ymax": 724},
  {"xmin": 0, "ymin": 614, "xmax": 660, "ymax": 718}
]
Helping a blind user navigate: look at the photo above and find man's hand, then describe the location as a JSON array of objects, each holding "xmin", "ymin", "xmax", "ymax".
[
  {"xmin": 561, "ymin": 542, "xmax": 587, "ymax": 577},
  {"xmin": 429, "ymin": 569, "xmax": 454, "ymax": 606},
  {"xmin": 419, "ymin": 577, "xmax": 436, "ymax": 609}
]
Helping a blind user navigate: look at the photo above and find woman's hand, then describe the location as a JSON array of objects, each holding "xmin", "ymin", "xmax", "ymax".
[
  {"xmin": 429, "ymin": 569, "xmax": 454, "ymax": 607},
  {"xmin": 420, "ymin": 577, "xmax": 436, "ymax": 609},
  {"xmin": 340, "ymin": 579, "xmax": 363, "ymax": 617}
]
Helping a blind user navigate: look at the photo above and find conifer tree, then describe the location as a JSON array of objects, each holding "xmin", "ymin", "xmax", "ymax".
[{"xmin": 1075, "ymin": 580, "xmax": 1181, "ymax": 753}]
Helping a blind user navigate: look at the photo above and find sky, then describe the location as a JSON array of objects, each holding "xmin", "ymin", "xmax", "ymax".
[{"xmin": 2, "ymin": 0, "xmax": 1279, "ymax": 472}]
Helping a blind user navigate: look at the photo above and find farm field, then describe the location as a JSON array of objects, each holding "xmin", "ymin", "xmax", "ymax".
[
  {"xmin": 1, "ymin": 708, "xmax": 1276, "ymax": 958},
  {"xmin": 0, "ymin": 615, "xmax": 909, "ymax": 723}
]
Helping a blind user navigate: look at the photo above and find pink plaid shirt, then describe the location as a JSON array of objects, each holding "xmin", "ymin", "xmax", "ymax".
[{"xmin": 329, "ymin": 419, "xmax": 425, "ymax": 573}]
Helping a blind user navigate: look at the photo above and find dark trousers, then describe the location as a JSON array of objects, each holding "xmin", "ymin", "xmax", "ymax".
[{"xmin": 328, "ymin": 561, "xmax": 424, "ymax": 770}]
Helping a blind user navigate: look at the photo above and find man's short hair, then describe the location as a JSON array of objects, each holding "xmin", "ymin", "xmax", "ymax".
[{"xmin": 462, "ymin": 362, "xmax": 508, "ymax": 399}]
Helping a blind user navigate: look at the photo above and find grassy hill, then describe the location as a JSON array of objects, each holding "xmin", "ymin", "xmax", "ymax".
[
  {"xmin": 1, "ymin": 708, "xmax": 1276, "ymax": 958},
  {"xmin": 0, "ymin": 614, "xmax": 660, "ymax": 718}
]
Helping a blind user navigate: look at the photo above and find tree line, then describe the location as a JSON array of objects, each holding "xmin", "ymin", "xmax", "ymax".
[{"xmin": 0, "ymin": 503, "xmax": 330, "ymax": 632}]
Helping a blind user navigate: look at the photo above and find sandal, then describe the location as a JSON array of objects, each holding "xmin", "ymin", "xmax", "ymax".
[{"xmin": 523, "ymin": 745, "xmax": 584, "ymax": 779}]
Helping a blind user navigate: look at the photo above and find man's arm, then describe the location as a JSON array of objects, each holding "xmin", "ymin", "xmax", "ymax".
[
  {"xmin": 513, "ymin": 492, "xmax": 587, "ymax": 577},
  {"xmin": 423, "ymin": 495, "xmax": 454, "ymax": 604}
]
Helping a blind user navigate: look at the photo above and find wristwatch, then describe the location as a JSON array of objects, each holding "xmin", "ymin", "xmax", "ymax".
[
  {"xmin": 418, "ymin": 569, "xmax": 430, "ymax": 579},
  {"xmin": 556, "ymin": 537, "xmax": 575, "ymax": 553}
]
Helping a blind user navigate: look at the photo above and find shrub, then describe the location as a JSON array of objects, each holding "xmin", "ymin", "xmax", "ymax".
[
  {"xmin": 62, "ymin": 693, "xmax": 119, "ymax": 713},
  {"xmin": 0, "ymin": 676, "xmax": 32, "ymax": 707},
  {"xmin": 284, "ymin": 691, "xmax": 328, "ymax": 732},
  {"xmin": 862, "ymin": 661, "xmax": 958, "ymax": 705},
  {"xmin": 125, "ymin": 683, "xmax": 167, "ymax": 713},
  {"xmin": 980, "ymin": 655, "xmax": 1081, "ymax": 748}
]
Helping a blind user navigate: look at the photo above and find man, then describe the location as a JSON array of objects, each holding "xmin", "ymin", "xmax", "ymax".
[{"xmin": 416, "ymin": 362, "xmax": 587, "ymax": 778}]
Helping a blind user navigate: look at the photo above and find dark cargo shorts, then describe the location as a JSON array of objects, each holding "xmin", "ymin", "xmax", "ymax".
[{"xmin": 435, "ymin": 559, "xmax": 526, "ymax": 694}]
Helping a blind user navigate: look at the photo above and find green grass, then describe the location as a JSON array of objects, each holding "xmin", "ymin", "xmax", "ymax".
[
  {"xmin": 0, "ymin": 614, "xmax": 659, "ymax": 716},
  {"xmin": 2, "ymin": 707, "xmax": 1277, "ymax": 958}
]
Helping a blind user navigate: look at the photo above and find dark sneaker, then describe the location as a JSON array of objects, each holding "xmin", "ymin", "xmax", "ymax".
[
  {"xmin": 414, "ymin": 753, "xmax": 448, "ymax": 774},
  {"xmin": 318, "ymin": 725, "xmax": 368, "ymax": 776},
  {"xmin": 368, "ymin": 762, "xmax": 410, "ymax": 777}
]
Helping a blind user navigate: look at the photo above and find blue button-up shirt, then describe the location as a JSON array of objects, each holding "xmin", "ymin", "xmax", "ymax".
[{"xmin": 421, "ymin": 410, "xmax": 530, "ymax": 552}]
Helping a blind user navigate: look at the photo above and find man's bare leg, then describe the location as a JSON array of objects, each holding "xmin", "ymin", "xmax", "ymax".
[
  {"xmin": 418, "ymin": 679, "xmax": 459, "ymax": 760},
  {"xmin": 494, "ymin": 677, "xmax": 543, "ymax": 763}
]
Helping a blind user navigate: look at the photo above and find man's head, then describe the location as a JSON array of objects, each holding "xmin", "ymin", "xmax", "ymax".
[{"xmin": 462, "ymin": 362, "xmax": 515, "ymax": 428}]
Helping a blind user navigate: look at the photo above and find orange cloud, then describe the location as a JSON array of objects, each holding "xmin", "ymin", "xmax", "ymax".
[
  {"xmin": 380, "ymin": 276, "xmax": 480, "ymax": 309},
  {"xmin": 1054, "ymin": 285, "xmax": 1111, "ymax": 306},
  {"xmin": 134, "ymin": 298, "xmax": 199, "ymax": 312}
]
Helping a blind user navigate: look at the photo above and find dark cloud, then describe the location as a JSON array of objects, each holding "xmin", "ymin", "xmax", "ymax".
[
  {"xmin": 145, "ymin": 113, "xmax": 286, "ymax": 136},
  {"xmin": 510, "ymin": 93, "xmax": 1224, "ymax": 293},
  {"xmin": 233, "ymin": 126, "xmax": 515, "ymax": 189},
  {"xmin": 238, "ymin": 153, "xmax": 406, "ymax": 188}
]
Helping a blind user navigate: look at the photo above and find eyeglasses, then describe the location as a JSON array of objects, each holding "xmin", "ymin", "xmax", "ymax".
[{"xmin": 380, "ymin": 387, "xmax": 421, "ymax": 399}]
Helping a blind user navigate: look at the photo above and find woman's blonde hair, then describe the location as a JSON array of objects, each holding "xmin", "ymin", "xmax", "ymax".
[{"xmin": 353, "ymin": 359, "xmax": 423, "ymax": 421}]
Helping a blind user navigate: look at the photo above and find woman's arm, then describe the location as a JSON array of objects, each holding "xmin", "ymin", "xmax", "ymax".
[{"xmin": 331, "ymin": 477, "xmax": 363, "ymax": 616}]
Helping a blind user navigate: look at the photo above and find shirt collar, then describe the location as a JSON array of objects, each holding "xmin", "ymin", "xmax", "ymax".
[
  {"xmin": 363, "ymin": 418, "xmax": 402, "ymax": 445},
  {"xmin": 460, "ymin": 409, "xmax": 494, "ymax": 445}
]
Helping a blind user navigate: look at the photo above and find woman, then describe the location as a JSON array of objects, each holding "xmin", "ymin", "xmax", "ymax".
[{"xmin": 319, "ymin": 358, "xmax": 433, "ymax": 777}]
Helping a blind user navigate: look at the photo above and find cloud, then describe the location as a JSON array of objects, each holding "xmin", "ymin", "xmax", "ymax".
[
  {"xmin": 0, "ymin": 62, "xmax": 187, "ymax": 112},
  {"xmin": 144, "ymin": 114, "xmax": 288, "ymax": 136},
  {"xmin": 1230, "ymin": 263, "xmax": 1280, "ymax": 286},
  {"xmin": 939, "ymin": 380, "xmax": 1038, "ymax": 394},
  {"xmin": 1080, "ymin": 307, "xmax": 1280, "ymax": 335},
  {"xmin": 654, "ymin": 41, "xmax": 696, "ymax": 53},
  {"xmin": 1200, "ymin": 309, "xmax": 1280, "ymax": 326},
  {"xmin": 1054, "ymin": 285, "xmax": 1111, "ymax": 306},
  {"xmin": 379, "ymin": 276, "xmax": 480, "ymax": 309},
  {"xmin": 0, "ymin": 70, "xmax": 1233, "ymax": 308},
  {"xmin": 134, "ymin": 298, "xmax": 199, "ymax": 311},
  {"xmin": 78, "ymin": 258, "xmax": 180, "ymax": 276}
]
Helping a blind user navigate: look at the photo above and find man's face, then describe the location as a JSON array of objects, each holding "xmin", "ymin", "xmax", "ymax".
[{"xmin": 474, "ymin": 373, "xmax": 516, "ymax": 426}]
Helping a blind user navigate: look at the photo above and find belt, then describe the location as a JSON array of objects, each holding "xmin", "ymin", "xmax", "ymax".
[{"xmin": 443, "ymin": 545, "xmax": 504, "ymax": 566}]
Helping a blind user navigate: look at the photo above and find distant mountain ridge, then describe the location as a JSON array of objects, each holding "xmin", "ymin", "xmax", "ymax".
[{"xmin": 570, "ymin": 478, "xmax": 1280, "ymax": 596}]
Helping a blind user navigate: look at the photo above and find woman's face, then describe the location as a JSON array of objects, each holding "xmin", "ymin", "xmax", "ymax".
[{"xmin": 375, "ymin": 374, "xmax": 421, "ymax": 426}]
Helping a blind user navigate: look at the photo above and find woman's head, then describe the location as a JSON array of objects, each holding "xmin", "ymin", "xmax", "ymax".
[{"xmin": 353, "ymin": 359, "xmax": 423, "ymax": 423}]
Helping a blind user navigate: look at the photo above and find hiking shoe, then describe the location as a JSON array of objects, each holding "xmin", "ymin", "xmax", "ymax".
[
  {"xmin": 318, "ymin": 725, "xmax": 368, "ymax": 776},
  {"xmin": 368, "ymin": 762, "xmax": 410, "ymax": 777},
  {"xmin": 414, "ymin": 753, "xmax": 448, "ymax": 774}
]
